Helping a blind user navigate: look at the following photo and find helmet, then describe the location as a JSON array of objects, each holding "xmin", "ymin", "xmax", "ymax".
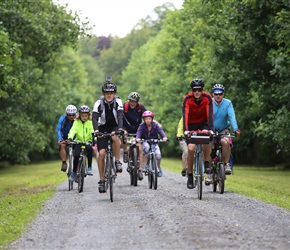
[
  {"xmin": 190, "ymin": 78, "xmax": 204, "ymax": 89},
  {"xmin": 78, "ymin": 105, "xmax": 90, "ymax": 113},
  {"xmin": 102, "ymin": 83, "xmax": 117, "ymax": 92},
  {"xmin": 142, "ymin": 110, "xmax": 154, "ymax": 119},
  {"xmin": 212, "ymin": 83, "xmax": 225, "ymax": 94},
  {"xmin": 128, "ymin": 92, "xmax": 140, "ymax": 102},
  {"xmin": 66, "ymin": 105, "xmax": 77, "ymax": 115}
]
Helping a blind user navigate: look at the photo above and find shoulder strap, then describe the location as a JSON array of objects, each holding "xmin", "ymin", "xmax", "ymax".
[{"xmin": 124, "ymin": 102, "xmax": 142, "ymax": 113}]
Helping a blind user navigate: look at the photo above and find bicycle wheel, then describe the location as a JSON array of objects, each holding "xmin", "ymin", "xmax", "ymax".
[
  {"xmin": 197, "ymin": 154, "xmax": 203, "ymax": 200},
  {"xmin": 68, "ymin": 148, "xmax": 73, "ymax": 191},
  {"xmin": 152, "ymin": 155, "xmax": 158, "ymax": 190},
  {"xmin": 108, "ymin": 156, "xmax": 114, "ymax": 202},
  {"xmin": 132, "ymin": 147, "xmax": 138, "ymax": 187},
  {"xmin": 78, "ymin": 158, "xmax": 85, "ymax": 193},
  {"xmin": 218, "ymin": 163, "xmax": 225, "ymax": 194},
  {"xmin": 129, "ymin": 161, "xmax": 133, "ymax": 185},
  {"xmin": 147, "ymin": 160, "xmax": 152, "ymax": 189},
  {"xmin": 212, "ymin": 165, "xmax": 217, "ymax": 192}
]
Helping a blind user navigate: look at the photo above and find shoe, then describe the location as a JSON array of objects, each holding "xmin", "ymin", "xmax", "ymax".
[
  {"xmin": 138, "ymin": 169, "xmax": 143, "ymax": 180},
  {"xmin": 187, "ymin": 174, "xmax": 194, "ymax": 189},
  {"xmin": 158, "ymin": 167, "xmax": 163, "ymax": 177},
  {"xmin": 205, "ymin": 174, "xmax": 212, "ymax": 186},
  {"xmin": 181, "ymin": 168, "xmax": 187, "ymax": 177},
  {"xmin": 98, "ymin": 180, "xmax": 106, "ymax": 193},
  {"xmin": 127, "ymin": 167, "xmax": 131, "ymax": 173},
  {"xmin": 115, "ymin": 160, "xmax": 123, "ymax": 173},
  {"xmin": 87, "ymin": 167, "xmax": 93, "ymax": 175},
  {"xmin": 204, "ymin": 161, "xmax": 211, "ymax": 174},
  {"xmin": 69, "ymin": 172, "xmax": 76, "ymax": 181},
  {"xmin": 225, "ymin": 163, "xmax": 232, "ymax": 175},
  {"xmin": 61, "ymin": 162, "xmax": 67, "ymax": 172},
  {"xmin": 142, "ymin": 165, "xmax": 147, "ymax": 173},
  {"xmin": 123, "ymin": 151, "xmax": 128, "ymax": 163}
]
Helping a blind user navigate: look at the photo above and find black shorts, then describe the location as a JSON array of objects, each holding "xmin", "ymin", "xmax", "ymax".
[{"xmin": 97, "ymin": 125, "xmax": 119, "ymax": 151}]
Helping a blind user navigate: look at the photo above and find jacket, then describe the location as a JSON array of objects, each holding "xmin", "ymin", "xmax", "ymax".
[
  {"xmin": 136, "ymin": 122, "xmax": 166, "ymax": 139},
  {"xmin": 56, "ymin": 114, "xmax": 74, "ymax": 141},
  {"xmin": 123, "ymin": 101, "xmax": 146, "ymax": 133},
  {"xmin": 68, "ymin": 119, "xmax": 94, "ymax": 142}
]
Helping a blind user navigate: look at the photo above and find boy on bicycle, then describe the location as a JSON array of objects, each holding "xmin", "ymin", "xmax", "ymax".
[
  {"xmin": 122, "ymin": 91, "xmax": 147, "ymax": 180},
  {"xmin": 92, "ymin": 77, "xmax": 124, "ymax": 193},
  {"xmin": 136, "ymin": 111, "xmax": 168, "ymax": 177},
  {"xmin": 67, "ymin": 105, "xmax": 94, "ymax": 181},
  {"xmin": 183, "ymin": 78, "xmax": 213, "ymax": 189},
  {"xmin": 56, "ymin": 104, "xmax": 77, "ymax": 172}
]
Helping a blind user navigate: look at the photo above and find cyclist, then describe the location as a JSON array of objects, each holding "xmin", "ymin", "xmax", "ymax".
[
  {"xmin": 182, "ymin": 78, "xmax": 213, "ymax": 189},
  {"xmin": 136, "ymin": 111, "xmax": 168, "ymax": 177},
  {"xmin": 92, "ymin": 77, "xmax": 124, "ymax": 193},
  {"xmin": 56, "ymin": 104, "xmax": 77, "ymax": 172},
  {"xmin": 67, "ymin": 105, "xmax": 94, "ymax": 180},
  {"xmin": 212, "ymin": 83, "xmax": 241, "ymax": 175},
  {"xmin": 176, "ymin": 117, "xmax": 188, "ymax": 177},
  {"xmin": 122, "ymin": 91, "xmax": 146, "ymax": 180}
]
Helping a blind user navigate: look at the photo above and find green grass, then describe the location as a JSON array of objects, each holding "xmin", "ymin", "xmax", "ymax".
[
  {"xmin": 1, "ymin": 159, "xmax": 290, "ymax": 249},
  {"xmin": 0, "ymin": 161, "xmax": 66, "ymax": 249},
  {"xmin": 162, "ymin": 158, "xmax": 290, "ymax": 210}
]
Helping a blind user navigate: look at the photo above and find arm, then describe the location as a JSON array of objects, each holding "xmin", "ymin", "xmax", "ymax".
[
  {"xmin": 57, "ymin": 115, "xmax": 65, "ymax": 141},
  {"xmin": 92, "ymin": 100, "xmax": 101, "ymax": 131},
  {"xmin": 116, "ymin": 98, "xmax": 124, "ymax": 129},
  {"xmin": 177, "ymin": 117, "xmax": 184, "ymax": 137},
  {"xmin": 228, "ymin": 101, "xmax": 239, "ymax": 132},
  {"xmin": 68, "ymin": 121, "xmax": 77, "ymax": 140}
]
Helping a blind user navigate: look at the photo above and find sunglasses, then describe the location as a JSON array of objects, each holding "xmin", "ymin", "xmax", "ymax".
[
  {"xmin": 192, "ymin": 88, "xmax": 203, "ymax": 92},
  {"xmin": 214, "ymin": 93, "xmax": 223, "ymax": 96},
  {"xmin": 67, "ymin": 114, "xmax": 76, "ymax": 117}
]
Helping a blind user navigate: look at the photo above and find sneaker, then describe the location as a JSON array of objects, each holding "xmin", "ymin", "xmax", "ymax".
[
  {"xmin": 181, "ymin": 168, "xmax": 187, "ymax": 177},
  {"xmin": 69, "ymin": 172, "xmax": 76, "ymax": 181},
  {"xmin": 142, "ymin": 165, "xmax": 147, "ymax": 173},
  {"xmin": 187, "ymin": 174, "xmax": 194, "ymax": 189},
  {"xmin": 225, "ymin": 163, "xmax": 232, "ymax": 175},
  {"xmin": 98, "ymin": 180, "xmax": 106, "ymax": 193},
  {"xmin": 87, "ymin": 167, "xmax": 93, "ymax": 176},
  {"xmin": 115, "ymin": 160, "xmax": 123, "ymax": 173},
  {"xmin": 138, "ymin": 169, "xmax": 143, "ymax": 180},
  {"xmin": 204, "ymin": 161, "xmax": 211, "ymax": 174},
  {"xmin": 205, "ymin": 174, "xmax": 212, "ymax": 186},
  {"xmin": 61, "ymin": 162, "xmax": 67, "ymax": 172},
  {"xmin": 123, "ymin": 151, "xmax": 128, "ymax": 163},
  {"xmin": 158, "ymin": 167, "xmax": 163, "ymax": 177}
]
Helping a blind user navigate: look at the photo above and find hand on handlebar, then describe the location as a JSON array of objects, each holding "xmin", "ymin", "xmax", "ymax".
[{"xmin": 235, "ymin": 129, "xmax": 241, "ymax": 136}]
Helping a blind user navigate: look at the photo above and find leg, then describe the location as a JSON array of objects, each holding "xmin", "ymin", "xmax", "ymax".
[
  {"xmin": 221, "ymin": 137, "xmax": 232, "ymax": 174},
  {"xmin": 59, "ymin": 143, "xmax": 67, "ymax": 171},
  {"xmin": 97, "ymin": 149, "xmax": 106, "ymax": 180}
]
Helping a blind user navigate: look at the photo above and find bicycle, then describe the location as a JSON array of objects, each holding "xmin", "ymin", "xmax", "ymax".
[
  {"xmin": 61, "ymin": 141, "xmax": 75, "ymax": 191},
  {"xmin": 186, "ymin": 130, "xmax": 211, "ymax": 200},
  {"xmin": 94, "ymin": 130, "xmax": 124, "ymax": 202},
  {"xmin": 141, "ymin": 138, "xmax": 166, "ymax": 190},
  {"xmin": 126, "ymin": 133, "xmax": 140, "ymax": 187},
  {"xmin": 70, "ymin": 141, "xmax": 92, "ymax": 193},
  {"xmin": 211, "ymin": 130, "xmax": 235, "ymax": 194}
]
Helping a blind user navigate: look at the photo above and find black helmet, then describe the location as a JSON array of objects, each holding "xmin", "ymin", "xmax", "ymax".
[
  {"xmin": 102, "ymin": 83, "xmax": 117, "ymax": 92},
  {"xmin": 128, "ymin": 92, "xmax": 140, "ymax": 102},
  {"xmin": 78, "ymin": 105, "xmax": 90, "ymax": 113},
  {"xmin": 190, "ymin": 78, "xmax": 204, "ymax": 89}
]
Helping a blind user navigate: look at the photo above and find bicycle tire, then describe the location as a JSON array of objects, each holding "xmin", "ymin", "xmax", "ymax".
[
  {"xmin": 78, "ymin": 157, "xmax": 85, "ymax": 193},
  {"xmin": 197, "ymin": 153, "xmax": 203, "ymax": 200},
  {"xmin": 212, "ymin": 165, "xmax": 217, "ymax": 192},
  {"xmin": 68, "ymin": 148, "xmax": 74, "ymax": 191},
  {"xmin": 148, "ymin": 159, "xmax": 152, "ymax": 189},
  {"xmin": 218, "ymin": 163, "xmax": 225, "ymax": 194},
  {"xmin": 108, "ymin": 155, "xmax": 114, "ymax": 202},
  {"xmin": 129, "ymin": 161, "xmax": 133, "ymax": 185},
  {"xmin": 152, "ymin": 155, "xmax": 158, "ymax": 190},
  {"xmin": 132, "ymin": 147, "xmax": 138, "ymax": 187}
]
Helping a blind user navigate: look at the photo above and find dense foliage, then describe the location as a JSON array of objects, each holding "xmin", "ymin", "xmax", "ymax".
[{"xmin": 1, "ymin": 0, "xmax": 289, "ymax": 168}]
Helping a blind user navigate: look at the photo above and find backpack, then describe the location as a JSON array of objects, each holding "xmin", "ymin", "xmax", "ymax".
[{"xmin": 123, "ymin": 101, "xmax": 142, "ymax": 113}]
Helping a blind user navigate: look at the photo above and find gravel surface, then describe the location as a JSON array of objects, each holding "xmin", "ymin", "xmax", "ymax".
[{"xmin": 9, "ymin": 160, "xmax": 290, "ymax": 250}]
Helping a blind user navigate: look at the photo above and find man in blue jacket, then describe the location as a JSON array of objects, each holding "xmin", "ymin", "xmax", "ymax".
[{"xmin": 212, "ymin": 84, "xmax": 241, "ymax": 175}]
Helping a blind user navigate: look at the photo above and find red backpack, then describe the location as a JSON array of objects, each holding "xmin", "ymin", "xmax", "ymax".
[{"xmin": 123, "ymin": 101, "xmax": 142, "ymax": 113}]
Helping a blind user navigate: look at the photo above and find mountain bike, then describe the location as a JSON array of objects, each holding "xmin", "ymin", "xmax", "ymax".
[
  {"xmin": 211, "ymin": 130, "xmax": 235, "ymax": 194},
  {"xmin": 71, "ymin": 141, "xmax": 92, "ymax": 193},
  {"xmin": 62, "ymin": 141, "xmax": 75, "ymax": 191},
  {"xmin": 141, "ymin": 138, "xmax": 166, "ymax": 190},
  {"xmin": 186, "ymin": 131, "xmax": 211, "ymax": 200},
  {"xmin": 94, "ymin": 130, "xmax": 124, "ymax": 202},
  {"xmin": 126, "ymin": 133, "xmax": 140, "ymax": 186}
]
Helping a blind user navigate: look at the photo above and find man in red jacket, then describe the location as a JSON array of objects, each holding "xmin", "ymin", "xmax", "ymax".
[{"xmin": 182, "ymin": 78, "xmax": 213, "ymax": 189}]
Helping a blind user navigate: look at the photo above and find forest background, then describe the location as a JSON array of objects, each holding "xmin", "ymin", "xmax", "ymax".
[{"xmin": 0, "ymin": 0, "xmax": 289, "ymax": 168}]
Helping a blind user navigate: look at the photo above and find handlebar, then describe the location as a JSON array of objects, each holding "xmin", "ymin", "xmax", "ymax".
[
  {"xmin": 93, "ymin": 130, "xmax": 125, "ymax": 144},
  {"xmin": 139, "ymin": 138, "xmax": 168, "ymax": 144}
]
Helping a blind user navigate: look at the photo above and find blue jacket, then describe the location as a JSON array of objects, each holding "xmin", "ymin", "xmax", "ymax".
[
  {"xmin": 213, "ymin": 98, "xmax": 238, "ymax": 132},
  {"xmin": 136, "ymin": 122, "xmax": 166, "ymax": 139},
  {"xmin": 56, "ymin": 114, "xmax": 74, "ymax": 141}
]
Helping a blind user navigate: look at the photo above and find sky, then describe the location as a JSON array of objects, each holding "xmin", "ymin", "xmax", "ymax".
[{"xmin": 54, "ymin": 0, "xmax": 184, "ymax": 38}]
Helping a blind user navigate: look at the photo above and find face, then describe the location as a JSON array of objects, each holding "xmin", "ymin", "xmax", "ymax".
[
  {"xmin": 144, "ymin": 116, "xmax": 153, "ymax": 125},
  {"xmin": 129, "ymin": 100, "xmax": 138, "ymax": 108},
  {"xmin": 103, "ymin": 91, "xmax": 116, "ymax": 102},
  {"xmin": 213, "ymin": 92, "xmax": 224, "ymax": 103},
  {"xmin": 192, "ymin": 88, "xmax": 203, "ymax": 98},
  {"xmin": 80, "ymin": 113, "xmax": 89, "ymax": 122},
  {"xmin": 66, "ymin": 114, "xmax": 76, "ymax": 121}
]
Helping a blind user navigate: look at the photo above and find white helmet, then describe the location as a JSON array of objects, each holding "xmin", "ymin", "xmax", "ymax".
[{"xmin": 66, "ymin": 105, "xmax": 77, "ymax": 115}]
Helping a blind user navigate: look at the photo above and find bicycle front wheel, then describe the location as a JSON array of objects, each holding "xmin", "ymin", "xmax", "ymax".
[
  {"xmin": 197, "ymin": 154, "xmax": 203, "ymax": 200},
  {"xmin": 108, "ymin": 156, "xmax": 114, "ymax": 202},
  {"xmin": 212, "ymin": 165, "xmax": 218, "ymax": 192},
  {"xmin": 77, "ymin": 157, "xmax": 85, "ymax": 193},
  {"xmin": 218, "ymin": 163, "xmax": 225, "ymax": 194},
  {"xmin": 147, "ymin": 160, "xmax": 152, "ymax": 189},
  {"xmin": 152, "ymin": 155, "xmax": 158, "ymax": 190},
  {"xmin": 68, "ymin": 148, "xmax": 73, "ymax": 191},
  {"xmin": 132, "ymin": 147, "xmax": 138, "ymax": 187}
]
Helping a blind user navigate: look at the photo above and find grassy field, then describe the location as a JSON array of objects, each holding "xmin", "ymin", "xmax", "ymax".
[{"xmin": 0, "ymin": 159, "xmax": 289, "ymax": 249}]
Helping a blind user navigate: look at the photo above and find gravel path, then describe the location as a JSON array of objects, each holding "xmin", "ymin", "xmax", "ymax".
[{"xmin": 9, "ymin": 160, "xmax": 290, "ymax": 250}]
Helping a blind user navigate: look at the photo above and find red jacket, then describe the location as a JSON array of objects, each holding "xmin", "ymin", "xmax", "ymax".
[{"xmin": 182, "ymin": 91, "xmax": 213, "ymax": 131}]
